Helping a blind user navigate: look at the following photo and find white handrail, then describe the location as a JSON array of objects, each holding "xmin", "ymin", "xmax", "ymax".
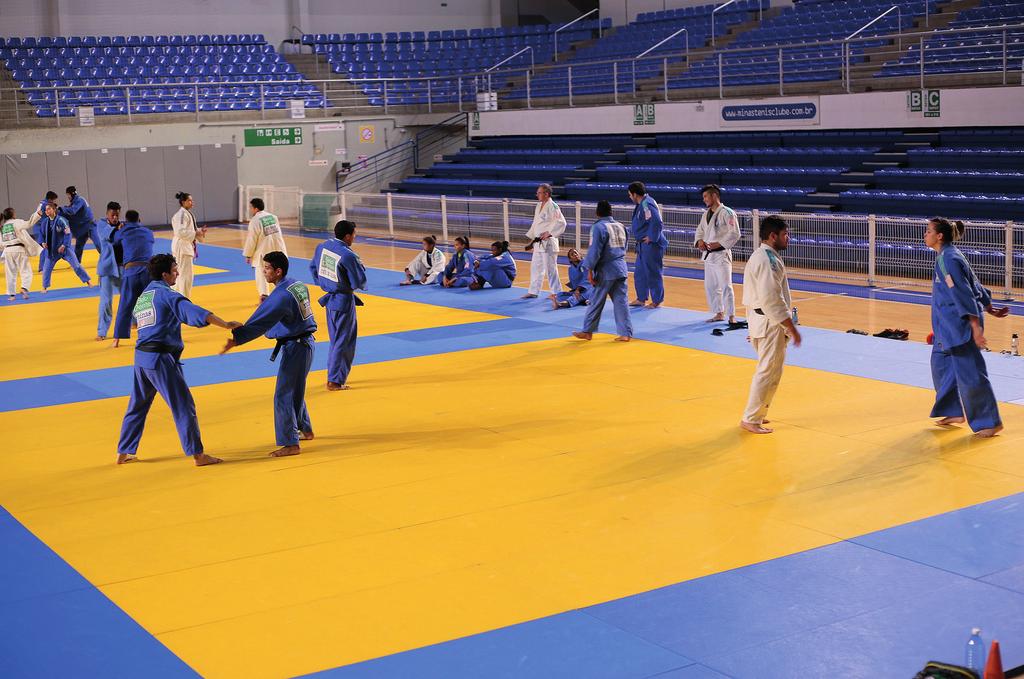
[
  {"xmin": 633, "ymin": 28, "xmax": 688, "ymax": 97},
  {"xmin": 844, "ymin": 5, "xmax": 901, "ymax": 92},
  {"xmin": 486, "ymin": 46, "xmax": 534, "ymax": 73},
  {"xmin": 554, "ymin": 8, "xmax": 601, "ymax": 61},
  {"xmin": 712, "ymin": 0, "xmax": 758, "ymax": 47}
]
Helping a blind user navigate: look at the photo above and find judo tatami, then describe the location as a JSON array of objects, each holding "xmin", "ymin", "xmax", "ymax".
[{"xmin": 2, "ymin": 235, "xmax": 1024, "ymax": 679}]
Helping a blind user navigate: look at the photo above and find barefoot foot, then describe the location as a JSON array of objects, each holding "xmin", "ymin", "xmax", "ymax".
[
  {"xmin": 298, "ymin": 431, "xmax": 315, "ymax": 441},
  {"xmin": 270, "ymin": 446, "xmax": 300, "ymax": 457},
  {"xmin": 936, "ymin": 416, "xmax": 966, "ymax": 426},
  {"xmin": 194, "ymin": 453, "xmax": 223, "ymax": 466},
  {"xmin": 572, "ymin": 331, "xmax": 593, "ymax": 340},
  {"xmin": 614, "ymin": 335, "xmax": 631, "ymax": 342},
  {"xmin": 975, "ymin": 424, "xmax": 1004, "ymax": 439},
  {"xmin": 628, "ymin": 299, "xmax": 645, "ymax": 307},
  {"xmin": 740, "ymin": 421, "xmax": 774, "ymax": 434},
  {"xmin": 326, "ymin": 381, "xmax": 350, "ymax": 391},
  {"xmin": 116, "ymin": 453, "xmax": 137, "ymax": 464}
]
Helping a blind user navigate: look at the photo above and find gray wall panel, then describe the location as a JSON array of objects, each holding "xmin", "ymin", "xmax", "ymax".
[
  {"xmin": 5, "ymin": 153, "xmax": 49, "ymax": 217},
  {"xmin": 0, "ymin": 157, "xmax": 9, "ymax": 214},
  {"xmin": 163, "ymin": 145, "xmax": 205, "ymax": 223},
  {"xmin": 85, "ymin": 149, "xmax": 129, "ymax": 217},
  {"xmin": 45, "ymin": 150, "xmax": 91, "ymax": 208},
  {"xmin": 125, "ymin": 147, "xmax": 167, "ymax": 227},
  {"xmin": 199, "ymin": 143, "xmax": 239, "ymax": 223}
]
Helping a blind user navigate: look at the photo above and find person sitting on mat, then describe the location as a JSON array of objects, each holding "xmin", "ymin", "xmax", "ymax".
[
  {"xmin": 550, "ymin": 248, "xmax": 591, "ymax": 310},
  {"xmin": 469, "ymin": 241, "xmax": 516, "ymax": 290},
  {"xmin": 401, "ymin": 235, "xmax": 446, "ymax": 285}
]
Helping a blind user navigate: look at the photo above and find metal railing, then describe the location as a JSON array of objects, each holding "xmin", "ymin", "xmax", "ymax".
[
  {"xmin": 632, "ymin": 28, "xmax": 688, "ymax": 98},
  {"xmin": 713, "ymin": 0, "xmax": 762, "ymax": 46},
  {"xmin": 555, "ymin": 8, "xmax": 601, "ymax": 61},
  {"xmin": 2, "ymin": 21, "xmax": 1023, "ymax": 126},
  {"xmin": 321, "ymin": 189, "xmax": 1024, "ymax": 300},
  {"xmin": 844, "ymin": 5, "xmax": 901, "ymax": 92}
]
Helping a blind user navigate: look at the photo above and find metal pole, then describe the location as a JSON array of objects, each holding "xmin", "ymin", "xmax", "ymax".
[
  {"xmin": 55, "ymin": 88, "xmax": 61, "ymax": 127},
  {"xmin": 924, "ymin": 0, "xmax": 928, "ymax": 27},
  {"xmin": 259, "ymin": 83, "xmax": 265, "ymax": 119},
  {"xmin": 125, "ymin": 86, "xmax": 131, "ymax": 123},
  {"xmin": 574, "ymin": 201, "xmax": 582, "ymax": 250},
  {"xmin": 383, "ymin": 80, "xmax": 388, "ymax": 114},
  {"xmin": 568, "ymin": 65, "xmax": 573, "ymax": 107},
  {"xmin": 441, "ymin": 195, "xmax": 449, "ymax": 243},
  {"xmin": 718, "ymin": 52, "xmax": 723, "ymax": 99},
  {"xmin": 194, "ymin": 84, "xmax": 200, "ymax": 122},
  {"xmin": 919, "ymin": 37, "xmax": 925, "ymax": 89},
  {"xmin": 340, "ymin": 191, "xmax": 347, "ymax": 221},
  {"xmin": 427, "ymin": 79, "xmax": 432, "ymax": 113},
  {"xmin": 632, "ymin": 60, "xmax": 636, "ymax": 98},
  {"xmin": 613, "ymin": 61, "xmax": 619, "ymax": 104},
  {"xmin": 868, "ymin": 214, "xmax": 877, "ymax": 286},
  {"xmin": 13, "ymin": 88, "xmax": 19, "ymax": 125},
  {"xmin": 502, "ymin": 198, "xmax": 510, "ymax": 243},
  {"xmin": 386, "ymin": 192, "xmax": 394, "ymax": 236},
  {"xmin": 663, "ymin": 56, "xmax": 669, "ymax": 102},
  {"xmin": 526, "ymin": 70, "xmax": 531, "ymax": 109},
  {"xmin": 322, "ymin": 81, "xmax": 327, "ymax": 115},
  {"xmin": 1006, "ymin": 221, "xmax": 1014, "ymax": 299},
  {"xmin": 778, "ymin": 47, "xmax": 783, "ymax": 96},
  {"xmin": 1003, "ymin": 29, "xmax": 1008, "ymax": 85},
  {"xmin": 458, "ymin": 76, "xmax": 463, "ymax": 112}
]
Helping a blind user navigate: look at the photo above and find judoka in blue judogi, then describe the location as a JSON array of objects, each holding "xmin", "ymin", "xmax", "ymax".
[
  {"xmin": 116, "ymin": 254, "xmax": 236, "ymax": 466},
  {"xmin": 439, "ymin": 236, "xmax": 477, "ymax": 288},
  {"xmin": 28, "ymin": 191, "xmax": 58, "ymax": 272},
  {"xmin": 39, "ymin": 203, "xmax": 91, "ymax": 291},
  {"xmin": 111, "ymin": 210, "xmax": 156, "ymax": 347},
  {"xmin": 628, "ymin": 181, "xmax": 668, "ymax": 308},
  {"xmin": 469, "ymin": 241, "xmax": 517, "ymax": 290},
  {"xmin": 926, "ymin": 217, "xmax": 1007, "ymax": 437},
  {"xmin": 310, "ymin": 220, "xmax": 366, "ymax": 391},
  {"xmin": 225, "ymin": 251, "xmax": 317, "ymax": 456},
  {"xmin": 59, "ymin": 186, "xmax": 98, "ymax": 262},
  {"xmin": 573, "ymin": 201, "xmax": 633, "ymax": 341},
  {"xmin": 550, "ymin": 248, "xmax": 592, "ymax": 309},
  {"xmin": 94, "ymin": 202, "xmax": 124, "ymax": 339}
]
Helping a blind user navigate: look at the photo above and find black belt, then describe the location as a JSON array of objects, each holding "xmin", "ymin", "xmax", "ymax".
[
  {"xmin": 754, "ymin": 308, "xmax": 765, "ymax": 315},
  {"xmin": 136, "ymin": 342, "xmax": 183, "ymax": 361},
  {"xmin": 270, "ymin": 331, "xmax": 314, "ymax": 362}
]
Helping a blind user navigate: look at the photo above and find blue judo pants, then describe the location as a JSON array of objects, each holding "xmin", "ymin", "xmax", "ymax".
[
  {"xmin": 633, "ymin": 242, "xmax": 665, "ymax": 305},
  {"xmin": 327, "ymin": 300, "xmax": 358, "ymax": 385},
  {"xmin": 42, "ymin": 248, "xmax": 90, "ymax": 288},
  {"xmin": 73, "ymin": 225, "xmax": 102, "ymax": 263},
  {"xmin": 117, "ymin": 352, "xmax": 204, "ymax": 456},
  {"xmin": 930, "ymin": 340, "xmax": 1002, "ymax": 432},
  {"xmin": 114, "ymin": 266, "xmax": 150, "ymax": 339},
  {"xmin": 583, "ymin": 276, "xmax": 633, "ymax": 337},
  {"xmin": 97, "ymin": 268, "xmax": 123, "ymax": 337},
  {"xmin": 274, "ymin": 337, "xmax": 314, "ymax": 446},
  {"xmin": 475, "ymin": 269, "xmax": 514, "ymax": 289},
  {"xmin": 556, "ymin": 289, "xmax": 589, "ymax": 308}
]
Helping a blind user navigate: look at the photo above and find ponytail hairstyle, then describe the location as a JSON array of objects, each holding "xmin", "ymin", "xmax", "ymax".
[
  {"xmin": 454, "ymin": 235, "xmax": 470, "ymax": 249},
  {"xmin": 492, "ymin": 240, "xmax": 510, "ymax": 253},
  {"xmin": 175, "ymin": 191, "xmax": 191, "ymax": 205},
  {"xmin": 2, "ymin": 207, "xmax": 14, "ymax": 221},
  {"xmin": 929, "ymin": 217, "xmax": 965, "ymax": 245},
  {"xmin": 423, "ymin": 235, "xmax": 437, "ymax": 247}
]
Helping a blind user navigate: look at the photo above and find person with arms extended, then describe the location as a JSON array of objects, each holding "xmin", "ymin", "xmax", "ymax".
[
  {"xmin": 59, "ymin": 186, "xmax": 98, "ymax": 262},
  {"xmin": 1, "ymin": 207, "xmax": 41, "ymax": 300},
  {"xmin": 223, "ymin": 251, "xmax": 317, "ymax": 457}
]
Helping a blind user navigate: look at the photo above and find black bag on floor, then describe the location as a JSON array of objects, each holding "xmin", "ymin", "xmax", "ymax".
[{"xmin": 913, "ymin": 661, "xmax": 979, "ymax": 679}]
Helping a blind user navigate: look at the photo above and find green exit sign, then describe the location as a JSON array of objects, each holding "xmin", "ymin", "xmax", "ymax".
[{"xmin": 244, "ymin": 127, "xmax": 303, "ymax": 147}]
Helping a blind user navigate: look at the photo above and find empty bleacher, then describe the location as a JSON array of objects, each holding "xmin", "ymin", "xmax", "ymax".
[
  {"xmin": 0, "ymin": 33, "xmax": 320, "ymax": 117},
  {"xmin": 391, "ymin": 127, "xmax": 1024, "ymax": 220}
]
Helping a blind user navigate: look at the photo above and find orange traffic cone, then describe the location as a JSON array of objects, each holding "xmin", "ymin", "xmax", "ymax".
[{"xmin": 984, "ymin": 639, "xmax": 1004, "ymax": 679}]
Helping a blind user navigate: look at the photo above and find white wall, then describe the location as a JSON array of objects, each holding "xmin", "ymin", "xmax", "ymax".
[
  {"xmin": 1, "ymin": 0, "xmax": 501, "ymax": 48},
  {"xmin": 475, "ymin": 87, "xmax": 1024, "ymax": 135}
]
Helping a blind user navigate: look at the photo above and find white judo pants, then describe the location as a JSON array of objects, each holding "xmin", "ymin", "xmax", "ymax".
[
  {"xmin": 527, "ymin": 247, "xmax": 561, "ymax": 295},
  {"xmin": 703, "ymin": 250, "xmax": 735, "ymax": 317},
  {"xmin": 172, "ymin": 255, "xmax": 195, "ymax": 298},
  {"xmin": 408, "ymin": 259, "xmax": 440, "ymax": 285},
  {"xmin": 256, "ymin": 266, "xmax": 270, "ymax": 296},
  {"xmin": 742, "ymin": 323, "xmax": 788, "ymax": 425},
  {"xmin": 4, "ymin": 247, "xmax": 32, "ymax": 295}
]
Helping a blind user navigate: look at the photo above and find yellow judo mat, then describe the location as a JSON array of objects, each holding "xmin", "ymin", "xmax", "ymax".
[{"xmin": 2, "ymin": 274, "xmax": 1024, "ymax": 677}]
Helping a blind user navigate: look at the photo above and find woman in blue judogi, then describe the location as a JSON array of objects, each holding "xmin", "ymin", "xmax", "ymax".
[
  {"xmin": 627, "ymin": 181, "xmax": 668, "ymax": 308},
  {"xmin": 926, "ymin": 217, "xmax": 1007, "ymax": 438},
  {"xmin": 39, "ymin": 202, "xmax": 91, "ymax": 291},
  {"xmin": 573, "ymin": 201, "xmax": 633, "ymax": 341},
  {"xmin": 116, "ymin": 254, "xmax": 236, "ymax": 466},
  {"xmin": 550, "ymin": 248, "xmax": 592, "ymax": 309},
  {"xmin": 224, "ymin": 251, "xmax": 318, "ymax": 457},
  {"xmin": 309, "ymin": 220, "xmax": 366, "ymax": 391},
  {"xmin": 469, "ymin": 241, "xmax": 516, "ymax": 290},
  {"xmin": 439, "ymin": 236, "xmax": 477, "ymax": 288}
]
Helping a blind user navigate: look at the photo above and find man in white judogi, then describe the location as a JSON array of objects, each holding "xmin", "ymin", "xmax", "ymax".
[
  {"xmin": 1, "ymin": 208, "xmax": 42, "ymax": 300},
  {"xmin": 522, "ymin": 183, "xmax": 567, "ymax": 299},
  {"xmin": 694, "ymin": 184, "xmax": 741, "ymax": 323},
  {"xmin": 741, "ymin": 215, "xmax": 800, "ymax": 435},
  {"xmin": 243, "ymin": 197, "xmax": 288, "ymax": 301}
]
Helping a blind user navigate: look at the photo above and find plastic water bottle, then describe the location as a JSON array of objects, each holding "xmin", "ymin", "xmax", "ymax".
[
  {"xmin": 965, "ymin": 628, "xmax": 985, "ymax": 672},
  {"xmin": 791, "ymin": 307, "xmax": 799, "ymax": 325},
  {"xmin": 1012, "ymin": 333, "xmax": 1020, "ymax": 356}
]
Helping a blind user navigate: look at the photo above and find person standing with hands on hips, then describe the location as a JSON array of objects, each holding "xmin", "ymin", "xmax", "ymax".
[
  {"xmin": 628, "ymin": 181, "xmax": 668, "ymax": 309},
  {"xmin": 925, "ymin": 217, "xmax": 1007, "ymax": 438},
  {"xmin": 740, "ymin": 215, "xmax": 799, "ymax": 435},
  {"xmin": 171, "ymin": 191, "xmax": 206, "ymax": 298},
  {"xmin": 694, "ymin": 184, "xmax": 741, "ymax": 324},
  {"xmin": 522, "ymin": 183, "xmax": 567, "ymax": 299}
]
